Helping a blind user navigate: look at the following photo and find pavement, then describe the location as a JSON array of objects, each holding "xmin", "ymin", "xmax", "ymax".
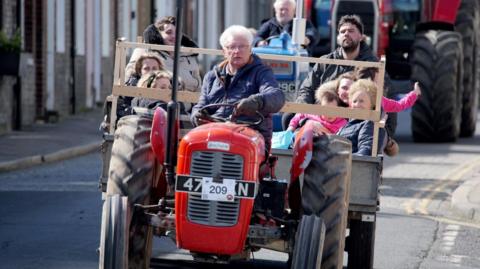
[
  {"xmin": 0, "ymin": 108, "xmax": 103, "ymax": 173},
  {"xmin": 0, "ymin": 107, "xmax": 479, "ymax": 223}
]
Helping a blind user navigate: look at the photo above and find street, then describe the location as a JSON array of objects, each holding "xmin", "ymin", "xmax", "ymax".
[{"xmin": 0, "ymin": 112, "xmax": 480, "ymax": 269}]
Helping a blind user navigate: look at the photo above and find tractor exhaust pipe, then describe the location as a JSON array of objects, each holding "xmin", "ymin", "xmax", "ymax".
[
  {"xmin": 165, "ymin": 0, "xmax": 183, "ymax": 190},
  {"xmin": 292, "ymin": 0, "xmax": 306, "ymax": 47}
]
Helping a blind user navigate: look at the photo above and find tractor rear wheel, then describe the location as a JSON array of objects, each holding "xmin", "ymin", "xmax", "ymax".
[
  {"xmin": 456, "ymin": 0, "xmax": 480, "ymax": 137},
  {"xmin": 411, "ymin": 30, "xmax": 463, "ymax": 142},
  {"xmin": 302, "ymin": 135, "xmax": 352, "ymax": 269},
  {"xmin": 291, "ymin": 215, "xmax": 326, "ymax": 269},
  {"xmin": 101, "ymin": 115, "xmax": 155, "ymax": 269}
]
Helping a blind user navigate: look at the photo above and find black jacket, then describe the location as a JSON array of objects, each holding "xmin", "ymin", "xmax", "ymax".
[{"xmin": 254, "ymin": 17, "xmax": 320, "ymax": 56}]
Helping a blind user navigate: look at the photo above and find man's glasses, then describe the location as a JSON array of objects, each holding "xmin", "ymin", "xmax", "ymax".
[{"xmin": 225, "ymin": 44, "xmax": 250, "ymax": 52}]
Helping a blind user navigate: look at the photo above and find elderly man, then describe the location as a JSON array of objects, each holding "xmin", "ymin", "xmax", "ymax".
[
  {"xmin": 191, "ymin": 25, "xmax": 285, "ymax": 151},
  {"xmin": 254, "ymin": 0, "xmax": 320, "ymax": 55}
]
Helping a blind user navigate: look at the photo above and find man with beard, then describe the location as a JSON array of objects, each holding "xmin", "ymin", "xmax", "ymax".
[
  {"xmin": 296, "ymin": 15, "xmax": 378, "ymax": 104},
  {"xmin": 292, "ymin": 15, "xmax": 397, "ymax": 138}
]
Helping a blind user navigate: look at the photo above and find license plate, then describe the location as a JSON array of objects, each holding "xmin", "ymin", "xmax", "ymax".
[{"xmin": 176, "ymin": 175, "xmax": 256, "ymax": 201}]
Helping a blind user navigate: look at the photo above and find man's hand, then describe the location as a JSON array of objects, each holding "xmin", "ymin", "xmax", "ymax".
[
  {"xmin": 192, "ymin": 110, "xmax": 208, "ymax": 126},
  {"xmin": 257, "ymin": 40, "xmax": 268, "ymax": 47},
  {"xmin": 236, "ymin": 95, "xmax": 264, "ymax": 116},
  {"xmin": 303, "ymin": 36, "xmax": 311, "ymax": 46}
]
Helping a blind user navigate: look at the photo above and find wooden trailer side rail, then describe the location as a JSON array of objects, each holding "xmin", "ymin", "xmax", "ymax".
[{"xmin": 109, "ymin": 41, "xmax": 386, "ymax": 156}]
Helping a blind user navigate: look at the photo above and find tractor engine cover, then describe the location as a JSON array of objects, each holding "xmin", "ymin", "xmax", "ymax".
[{"xmin": 175, "ymin": 122, "xmax": 266, "ymax": 255}]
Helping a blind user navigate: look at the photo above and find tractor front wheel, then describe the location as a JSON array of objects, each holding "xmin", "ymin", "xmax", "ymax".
[
  {"xmin": 99, "ymin": 194, "xmax": 129, "ymax": 269},
  {"xmin": 302, "ymin": 135, "xmax": 352, "ymax": 269},
  {"xmin": 100, "ymin": 115, "xmax": 156, "ymax": 269},
  {"xmin": 290, "ymin": 215, "xmax": 326, "ymax": 269}
]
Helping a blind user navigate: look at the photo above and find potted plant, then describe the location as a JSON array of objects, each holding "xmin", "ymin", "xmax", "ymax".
[{"xmin": 0, "ymin": 29, "xmax": 21, "ymax": 76}]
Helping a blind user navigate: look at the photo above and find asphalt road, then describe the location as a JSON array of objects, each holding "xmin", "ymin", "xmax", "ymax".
[{"xmin": 1, "ymin": 110, "xmax": 480, "ymax": 269}]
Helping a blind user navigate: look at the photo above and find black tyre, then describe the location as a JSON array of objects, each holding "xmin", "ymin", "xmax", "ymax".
[
  {"xmin": 99, "ymin": 194, "xmax": 129, "ymax": 269},
  {"xmin": 411, "ymin": 30, "xmax": 463, "ymax": 142},
  {"xmin": 456, "ymin": 0, "xmax": 480, "ymax": 137},
  {"xmin": 104, "ymin": 115, "xmax": 155, "ymax": 269},
  {"xmin": 302, "ymin": 135, "xmax": 352, "ymax": 269},
  {"xmin": 291, "ymin": 215, "xmax": 326, "ymax": 269},
  {"xmin": 345, "ymin": 217, "xmax": 376, "ymax": 269}
]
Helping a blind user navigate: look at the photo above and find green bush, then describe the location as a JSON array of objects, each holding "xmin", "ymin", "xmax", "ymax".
[{"xmin": 0, "ymin": 29, "xmax": 21, "ymax": 53}]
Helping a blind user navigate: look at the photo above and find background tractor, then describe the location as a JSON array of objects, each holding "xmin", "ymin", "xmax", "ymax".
[{"xmin": 306, "ymin": 0, "xmax": 479, "ymax": 142}]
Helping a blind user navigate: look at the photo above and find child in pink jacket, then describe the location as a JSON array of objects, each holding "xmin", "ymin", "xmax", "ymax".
[{"xmin": 287, "ymin": 80, "xmax": 347, "ymax": 134}]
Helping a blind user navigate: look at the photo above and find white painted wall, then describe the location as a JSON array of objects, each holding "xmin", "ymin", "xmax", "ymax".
[
  {"xmin": 55, "ymin": 0, "xmax": 65, "ymax": 53},
  {"xmin": 85, "ymin": 0, "xmax": 94, "ymax": 108},
  {"xmin": 101, "ymin": 1, "xmax": 110, "ymax": 57},
  {"xmin": 224, "ymin": 1, "xmax": 248, "ymax": 27},
  {"xmin": 46, "ymin": 0, "xmax": 55, "ymax": 111},
  {"xmin": 75, "ymin": 1, "xmax": 85, "ymax": 55},
  {"xmin": 130, "ymin": 0, "xmax": 138, "ymax": 41},
  {"xmin": 93, "ymin": 0, "xmax": 101, "ymax": 103},
  {"xmin": 154, "ymin": 0, "xmax": 175, "ymax": 21},
  {"xmin": 122, "ymin": 0, "xmax": 130, "ymax": 40}
]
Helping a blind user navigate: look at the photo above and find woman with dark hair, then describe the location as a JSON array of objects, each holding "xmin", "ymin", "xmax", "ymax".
[{"xmin": 126, "ymin": 16, "xmax": 201, "ymax": 93}]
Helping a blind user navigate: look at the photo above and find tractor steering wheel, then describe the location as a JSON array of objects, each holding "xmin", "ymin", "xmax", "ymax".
[{"xmin": 198, "ymin": 103, "xmax": 264, "ymax": 126}]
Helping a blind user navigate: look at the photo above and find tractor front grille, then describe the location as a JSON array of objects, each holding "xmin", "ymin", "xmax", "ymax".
[{"xmin": 187, "ymin": 151, "xmax": 244, "ymax": 226}]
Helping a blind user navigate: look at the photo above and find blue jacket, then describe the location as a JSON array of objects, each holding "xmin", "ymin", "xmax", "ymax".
[
  {"xmin": 254, "ymin": 17, "xmax": 320, "ymax": 56},
  {"xmin": 191, "ymin": 54, "xmax": 285, "ymax": 150},
  {"xmin": 336, "ymin": 119, "xmax": 385, "ymax": 156}
]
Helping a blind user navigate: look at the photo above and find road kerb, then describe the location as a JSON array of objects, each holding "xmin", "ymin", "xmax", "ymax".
[
  {"xmin": 0, "ymin": 142, "xmax": 101, "ymax": 173},
  {"xmin": 451, "ymin": 179, "xmax": 480, "ymax": 222}
]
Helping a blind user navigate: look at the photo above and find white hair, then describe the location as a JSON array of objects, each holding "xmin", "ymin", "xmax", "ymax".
[
  {"xmin": 273, "ymin": 0, "xmax": 296, "ymax": 9},
  {"xmin": 219, "ymin": 25, "xmax": 254, "ymax": 48}
]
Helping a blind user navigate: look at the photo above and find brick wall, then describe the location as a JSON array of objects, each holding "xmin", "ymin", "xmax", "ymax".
[
  {"xmin": 74, "ymin": 56, "xmax": 86, "ymax": 111},
  {"xmin": 0, "ymin": 0, "xmax": 18, "ymax": 133},
  {"xmin": 0, "ymin": 77, "xmax": 15, "ymax": 134},
  {"xmin": 19, "ymin": 52, "xmax": 36, "ymax": 126}
]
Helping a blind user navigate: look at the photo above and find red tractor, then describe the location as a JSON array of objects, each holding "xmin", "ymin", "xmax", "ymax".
[
  {"xmin": 97, "ymin": 2, "xmax": 390, "ymax": 267},
  {"xmin": 99, "ymin": 102, "xmax": 352, "ymax": 269},
  {"xmin": 308, "ymin": 0, "xmax": 479, "ymax": 142}
]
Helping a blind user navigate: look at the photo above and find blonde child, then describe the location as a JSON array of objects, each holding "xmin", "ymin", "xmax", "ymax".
[
  {"xmin": 337, "ymin": 79, "xmax": 385, "ymax": 156},
  {"xmin": 338, "ymin": 72, "xmax": 422, "ymax": 156},
  {"xmin": 131, "ymin": 70, "xmax": 175, "ymax": 109},
  {"xmin": 287, "ymin": 80, "xmax": 347, "ymax": 134}
]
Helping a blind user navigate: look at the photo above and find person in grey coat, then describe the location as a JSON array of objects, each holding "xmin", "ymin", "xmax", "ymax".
[{"xmin": 191, "ymin": 25, "xmax": 285, "ymax": 151}]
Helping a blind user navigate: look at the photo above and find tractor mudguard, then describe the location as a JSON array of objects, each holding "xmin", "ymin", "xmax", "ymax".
[
  {"xmin": 290, "ymin": 120, "xmax": 315, "ymax": 183},
  {"xmin": 150, "ymin": 107, "xmax": 167, "ymax": 164}
]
